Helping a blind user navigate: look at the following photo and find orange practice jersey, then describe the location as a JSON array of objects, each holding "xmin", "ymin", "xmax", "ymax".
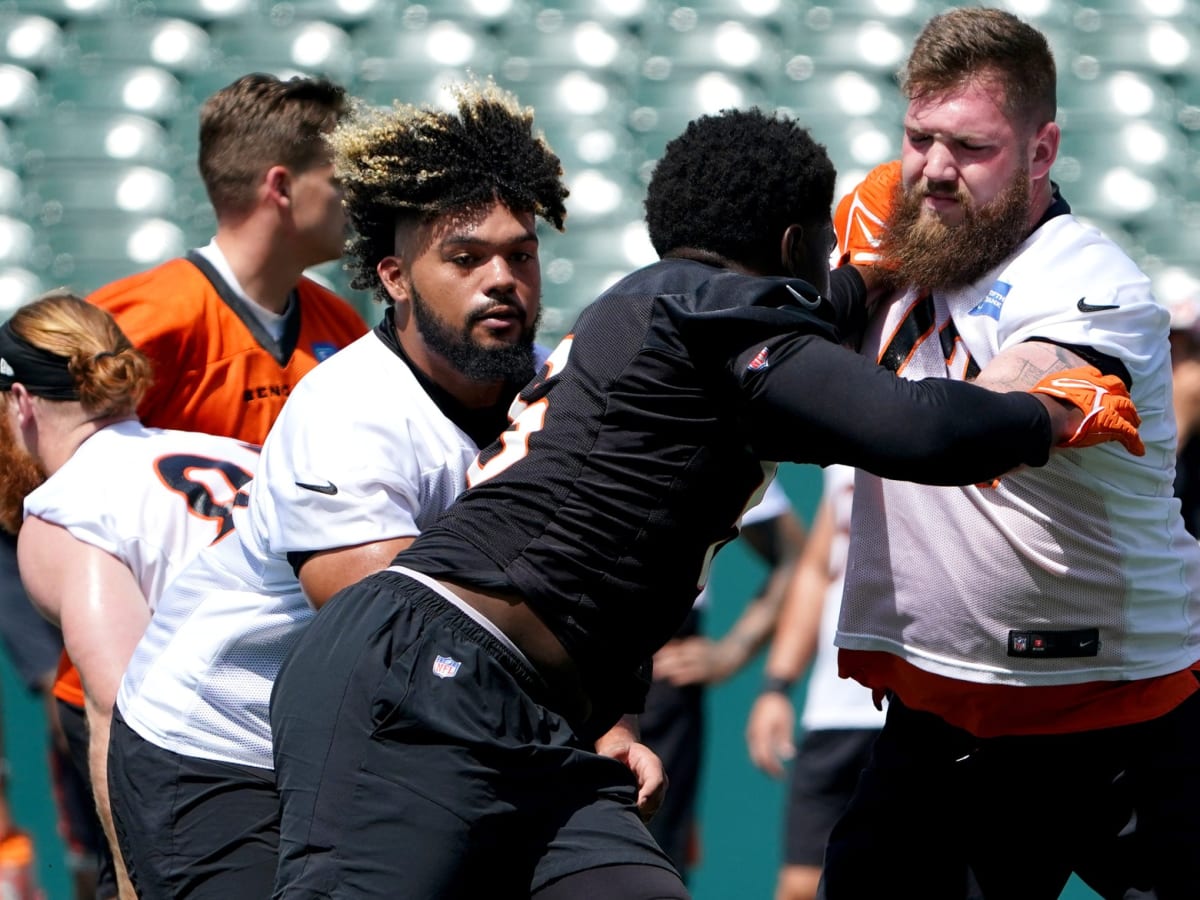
[{"xmin": 89, "ymin": 254, "xmax": 368, "ymax": 444}]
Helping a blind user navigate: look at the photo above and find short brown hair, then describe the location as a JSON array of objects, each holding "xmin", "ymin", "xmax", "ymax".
[
  {"xmin": 9, "ymin": 289, "xmax": 153, "ymax": 418},
  {"xmin": 198, "ymin": 73, "xmax": 348, "ymax": 216},
  {"xmin": 901, "ymin": 7, "xmax": 1056, "ymax": 132}
]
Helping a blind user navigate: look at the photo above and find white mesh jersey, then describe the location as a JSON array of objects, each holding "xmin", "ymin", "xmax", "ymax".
[
  {"xmin": 838, "ymin": 212, "xmax": 1200, "ymax": 685},
  {"xmin": 117, "ymin": 328, "xmax": 484, "ymax": 769},
  {"xmin": 692, "ymin": 477, "xmax": 791, "ymax": 610},
  {"xmin": 22, "ymin": 419, "xmax": 260, "ymax": 610},
  {"xmin": 800, "ymin": 465, "xmax": 884, "ymax": 731}
]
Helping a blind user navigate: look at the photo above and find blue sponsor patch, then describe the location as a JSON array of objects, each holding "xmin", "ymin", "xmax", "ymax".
[
  {"xmin": 969, "ymin": 281, "xmax": 1010, "ymax": 320},
  {"xmin": 312, "ymin": 342, "xmax": 338, "ymax": 362}
]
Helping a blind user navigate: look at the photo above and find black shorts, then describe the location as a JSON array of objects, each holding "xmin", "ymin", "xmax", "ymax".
[
  {"xmin": 107, "ymin": 709, "xmax": 279, "ymax": 900},
  {"xmin": 641, "ymin": 609, "xmax": 704, "ymax": 875},
  {"xmin": 56, "ymin": 698, "xmax": 118, "ymax": 898},
  {"xmin": 783, "ymin": 728, "xmax": 878, "ymax": 867},
  {"xmin": 271, "ymin": 568, "xmax": 681, "ymax": 899},
  {"xmin": 823, "ymin": 691, "xmax": 1200, "ymax": 900}
]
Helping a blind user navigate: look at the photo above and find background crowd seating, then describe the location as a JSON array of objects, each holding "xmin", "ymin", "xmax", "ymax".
[{"xmin": 1, "ymin": 0, "xmax": 1198, "ymax": 338}]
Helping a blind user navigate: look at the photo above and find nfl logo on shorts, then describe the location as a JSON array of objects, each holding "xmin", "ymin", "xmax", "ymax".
[{"xmin": 433, "ymin": 655, "xmax": 462, "ymax": 679}]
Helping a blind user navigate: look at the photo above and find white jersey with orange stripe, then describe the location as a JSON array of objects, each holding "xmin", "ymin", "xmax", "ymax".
[
  {"xmin": 838, "ymin": 210, "xmax": 1200, "ymax": 686},
  {"xmin": 23, "ymin": 419, "xmax": 260, "ymax": 612}
]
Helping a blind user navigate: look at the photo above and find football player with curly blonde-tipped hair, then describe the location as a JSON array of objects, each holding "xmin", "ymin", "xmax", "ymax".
[{"xmin": 107, "ymin": 82, "xmax": 574, "ymax": 900}]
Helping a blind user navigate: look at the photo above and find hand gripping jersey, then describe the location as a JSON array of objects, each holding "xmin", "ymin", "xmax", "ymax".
[
  {"xmin": 89, "ymin": 251, "xmax": 367, "ymax": 444},
  {"xmin": 838, "ymin": 204, "xmax": 1200, "ymax": 692},
  {"xmin": 398, "ymin": 257, "xmax": 1064, "ymax": 730},
  {"xmin": 116, "ymin": 319, "xmax": 509, "ymax": 769},
  {"xmin": 29, "ymin": 422, "xmax": 261, "ymax": 706}
]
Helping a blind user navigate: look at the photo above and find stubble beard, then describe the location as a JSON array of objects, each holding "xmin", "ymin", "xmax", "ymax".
[{"xmin": 880, "ymin": 169, "xmax": 1032, "ymax": 292}]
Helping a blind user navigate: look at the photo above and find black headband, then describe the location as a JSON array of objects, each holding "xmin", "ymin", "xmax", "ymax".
[{"xmin": 0, "ymin": 320, "xmax": 80, "ymax": 400}]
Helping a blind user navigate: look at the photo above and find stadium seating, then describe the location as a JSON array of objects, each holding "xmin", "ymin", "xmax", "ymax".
[{"xmin": 0, "ymin": 0, "xmax": 1193, "ymax": 333}]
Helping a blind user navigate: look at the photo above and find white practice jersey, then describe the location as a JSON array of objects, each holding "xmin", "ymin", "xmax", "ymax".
[
  {"xmin": 838, "ymin": 211, "xmax": 1200, "ymax": 685},
  {"xmin": 800, "ymin": 465, "xmax": 884, "ymax": 731},
  {"xmin": 693, "ymin": 477, "xmax": 792, "ymax": 610},
  {"xmin": 23, "ymin": 420, "xmax": 260, "ymax": 610},
  {"xmin": 118, "ymin": 327, "xmax": 487, "ymax": 769}
]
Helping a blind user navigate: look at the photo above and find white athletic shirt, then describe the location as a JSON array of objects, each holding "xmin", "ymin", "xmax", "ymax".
[
  {"xmin": 800, "ymin": 465, "xmax": 884, "ymax": 731},
  {"xmin": 23, "ymin": 420, "xmax": 260, "ymax": 610},
  {"xmin": 117, "ymin": 328, "xmax": 485, "ymax": 769},
  {"xmin": 692, "ymin": 478, "xmax": 792, "ymax": 610},
  {"xmin": 838, "ymin": 212, "xmax": 1200, "ymax": 685}
]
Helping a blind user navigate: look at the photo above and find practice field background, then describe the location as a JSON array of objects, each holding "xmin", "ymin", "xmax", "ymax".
[{"xmin": 2, "ymin": 463, "xmax": 1099, "ymax": 899}]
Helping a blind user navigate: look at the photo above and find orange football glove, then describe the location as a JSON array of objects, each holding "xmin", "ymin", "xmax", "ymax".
[
  {"xmin": 833, "ymin": 160, "xmax": 901, "ymax": 268},
  {"xmin": 1029, "ymin": 365, "xmax": 1145, "ymax": 456}
]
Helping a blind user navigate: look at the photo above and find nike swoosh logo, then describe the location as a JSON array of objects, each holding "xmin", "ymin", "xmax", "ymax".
[
  {"xmin": 1077, "ymin": 297, "xmax": 1119, "ymax": 313},
  {"xmin": 295, "ymin": 480, "xmax": 338, "ymax": 496},
  {"xmin": 785, "ymin": 284, "xmax": 822, "ymax": 309}
]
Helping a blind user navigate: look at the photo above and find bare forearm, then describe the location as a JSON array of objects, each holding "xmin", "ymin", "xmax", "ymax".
[{"xmin": 86, "ymin": 702, "xmax": 136, "ymax": 899}]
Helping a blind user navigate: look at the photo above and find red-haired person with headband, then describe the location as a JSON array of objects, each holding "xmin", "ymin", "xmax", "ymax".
[{"xmin": 0, "ymin": 291, "xmax": 261, "ymax": 900}]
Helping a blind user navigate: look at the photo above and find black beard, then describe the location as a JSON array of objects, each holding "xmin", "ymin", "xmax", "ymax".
[
  {"xmin": 410, "ymin": 284, "xmax": 540, "ymax": 385},
  {"xmin": 881, "ymin": 169, "xmax": 1032, "ymax": 291},
  {"xmin": 0, "ymin": 409, "xmax": 46, "ymax": 536}
]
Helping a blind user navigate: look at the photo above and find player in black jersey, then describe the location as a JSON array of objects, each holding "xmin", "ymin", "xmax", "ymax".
[{"xmin": 270, "ymin": 109, "xmax": 1143, "ymax": 899}]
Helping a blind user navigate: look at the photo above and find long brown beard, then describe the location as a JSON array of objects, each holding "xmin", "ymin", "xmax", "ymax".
[
  {"xmin": 880, "ymin": 169, "xmax": 1032, "ymax": 291},
  {"xmin": 0, "ymin": 410, "xmax": 46, "ymax": 536}
]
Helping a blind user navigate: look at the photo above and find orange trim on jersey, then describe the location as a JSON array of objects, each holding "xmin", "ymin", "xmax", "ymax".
[
  {"xmin": 877, "ymin": 291, "xmax": 939, "ymax": 376},
  {"xmin": 51, "ymin": 649, "xmax": 85, "ymax": 709},
  {"xmin": 89, "ymin": 259, "xmax": 367, "ymax": 443},
  {"xmin": 839, "ymin": 649, "xmax": 1200, "ymax": 738}
]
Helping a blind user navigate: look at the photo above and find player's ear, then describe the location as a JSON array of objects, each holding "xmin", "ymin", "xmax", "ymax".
[
  {"xmin": 10, "ymin": 383, "xmax": 36, "ymax": 425},
  {"xmin": 264, "ymin": 165, "xmax": 291, "ymax": 208},
  {"xmin": 377, "ymin": 256, "xmax": 410, "ymax": 305},
  {"xmin": 780, "ymin": 224, "xmax": 802, "ymax": 276}
]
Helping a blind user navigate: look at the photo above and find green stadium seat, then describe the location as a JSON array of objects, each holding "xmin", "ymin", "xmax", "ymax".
[
  {"xmin": 12, "ymin": 111, "xmax": 171, "ymax": 168},
  {"xmin": 0, "ymin": 214, "xmax": 33, "ymax": 266},
  {"xmin": 630, "ymin": 73, "xmax": 773, "ymax": 162},
  {"xmin": 0, "ymin": 13, "xmax": 62, "ymax": 69},
  {"xmin": 65, "ymin": 17, "xmax": 212, "ymax": 73},
  {"xmin": 0, "ymin": 165, "xmax": 20, "ymax": 211},
  {"xmin": 148, "ymin": 0, "xmax": 256, "ymax": 23},
  {"xmin": 496, "ymin": 14, "xmax": 639, "ymax": 81},
  {"xmin": 42, "ymin": 63, "xmax": 184, "ymax": 119},
  {"xmin": 208, "ymin": 18, "xmax": 355, "ymax": 83},
  {"xmin": 535, "ymin": 0, "xmax": 651, "ymax": 29},
  {"xmin": 0, "ymin": 267, "xmax": 43, "ymax": 317},
  {"xmin": 1074, "ymin": 19, "xmax": 1200, "ymax": 77},
  {"xmin": 24, "ymin": 163, "xmax": 176, "ymax": 217},
  {"xmin": 0, "ymin": 64, "xmax": 40, "ymax": 119},
  {"xmin": 35, "ymin": 215, "xmax": 187, "ymax": 292},
  {"xmin": 1058, "ymin": 69, "xmax": 1179, "ymax": 130},
  {"xmin": 642, "ymin": 19, "xmax": 785, "ymax": 87},
  {"xmin": 8, "ymin": 0, "xmax": 118, "ymax": 18},
  {"xmin": 782, "ymin": 18, "xmax": 916, "ymax": 74},
  {"xmin": 353, "ymin": 18, "xmax": 501, "ymax": 82}
]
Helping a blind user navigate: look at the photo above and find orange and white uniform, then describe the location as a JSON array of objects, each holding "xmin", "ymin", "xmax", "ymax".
[
  {"xmin": 838, "ymin": 209, "xmax": 1200, "ymax": 737},
  {"xmin": 88, "ymin": 241, "xmax": 367, "ymax": 445}
]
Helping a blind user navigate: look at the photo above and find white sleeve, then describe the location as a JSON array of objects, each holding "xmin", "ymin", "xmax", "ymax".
[
  {"xmin": 741, "ymin": 478, "xmax": 791, "ymax": 527},
  {"xmin": 250, "ymin": 394, "xmax": 421, "ymax": 557}
]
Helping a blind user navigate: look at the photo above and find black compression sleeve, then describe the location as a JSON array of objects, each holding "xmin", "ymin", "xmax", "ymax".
[
  {"xmin": 827, "ymin": 266, "xmax": 868, "ymax": 345},
  {"xmin": 737, "ymin": 334, "xmax": 1054, "ymax": 485}
]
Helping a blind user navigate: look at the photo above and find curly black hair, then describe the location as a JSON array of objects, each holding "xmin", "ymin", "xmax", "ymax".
[
  {"xmin": 332, "ymin": 80, "xmax": 569, "ymax": 304},
  {"xmin": 644, "ymin": 108, "xmax": 835, "ymax": 272}
]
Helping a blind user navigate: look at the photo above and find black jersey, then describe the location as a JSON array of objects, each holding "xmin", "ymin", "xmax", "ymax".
[{"xmin": 399, "ymin": 258, "xmax": 1054, "ymax": 727}]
